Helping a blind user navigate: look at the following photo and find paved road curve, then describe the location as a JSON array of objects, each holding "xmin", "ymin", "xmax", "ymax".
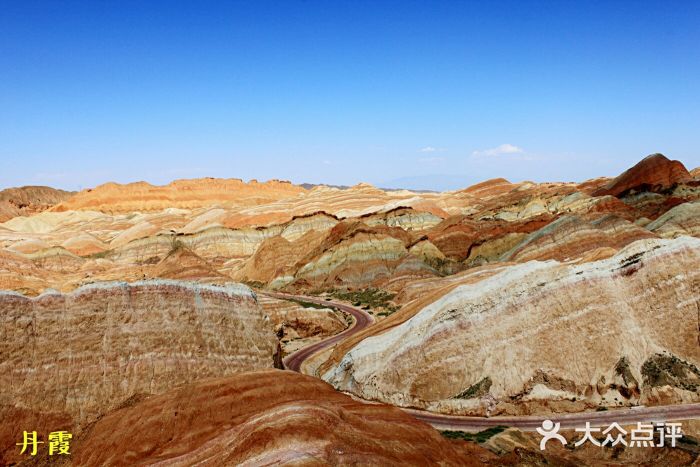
[
  {"xmin": 265, "ymin": 292, "xmax": 700, "ymax": 432},
  {"xmin": 261, "ymin": 291, "xmax": 374, "ymax": 372}
]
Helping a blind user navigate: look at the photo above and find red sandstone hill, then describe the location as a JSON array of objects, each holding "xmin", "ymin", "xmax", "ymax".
[
  {"xmin": 0, "ymin": 185, "xmax": 74, "ymax": 222},
  {"xmin": 72, "ymin": 370, "xmax": 481, "ymax": 466},
  {"xmin": 592, "ymin": 153, "xmax": 692, "ymax": 197}
]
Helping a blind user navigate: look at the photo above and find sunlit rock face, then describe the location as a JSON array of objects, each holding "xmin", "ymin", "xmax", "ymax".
[
  {"xmin": 1, "ymin": 153, "xmax": 697, "ymax": 296},
  {"xmin": 501, "ymin": 214, "xmax": 657, "ymax": 262},
  {"xmin": 325, "ymin": 237, "xmax": 700, "ymax": 416},
  {"xmin": 592, "ymin": 153, "xmax": 693, "ymax": 197},
  {"xmin": 71, "ymin": 370, "xmax": 471, "ymax": 466},
  {"xmin": 50, "ymin": 178, "xmax": 306, "ymax": 213},
  {"xmin": 258, "ymin": 294, "xmax": 347, "ymax": 340},
  {"xmin": 0, "ymin": 280, "xmax": 277, "ymax": 425},
  {"xmin": 0, "ymin": 186, "xmax": 74, "ymax": 223},
  {"xmin": 647, "ymin": 201, "xmax": 700, "ymax": 238}
]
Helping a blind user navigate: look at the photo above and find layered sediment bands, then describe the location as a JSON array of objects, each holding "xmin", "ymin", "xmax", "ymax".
[
  {"xmin": 459, "ymin": 177, "xmax": 515, "ymax": 198},
  {"xmin": 0, "ymin": 250, "xmax": 49, "ymax": 294},
  {"xmin": 106, "ymin": 234, "xmax": 173, "ymax": 264},
  {"xmin": 105, "ymin": 227, "xmax": 275, "ymax": 267},
  {"xmin": 360, "ymin": 206, "xmax": 444, "ymax": 230},
  {"xmin": 426, "ymin": 215, "xmax": 553, "ymax": 262},
  {"xmin": 1, "ymin": 154, "xmax": 698, "ymax": 296},
  {"xmin": 231, "ymin": 230, "xmax": 328, "ymax": 286},
  {"xmin": 295, "ymin": 229, "xmax": 411, "ymax": 285},
  {"xmin": 233, "ymin": 220, "xmax": 440, "ymax": 289},
  {"xmin": 325, "ymin": 237, "xmax": 700, "ymax": 415},
  {"xmin": 259, "ymin": 295, "xmax": 347, "ymax": 340},
  {"xmin": 232, "ymin": 209, "xmax": 446, "ymax": 287},
  {"xmin": 73, "ymin": 370, "xmax": 470, "ymax": 466},
  {"xmin": 0, "ymin": 281, "xmax": 277, "ymax": 425},
  {"xmin": 647, "ymin": 201, "xmax": 700, "ymax": 238},
  {"xmin": 470, "ymin": 183, "xmax": 582, "ymax": 221},
  {"xmin": 109, "ymin": 212, "xmax": 340, "ymax": 267},
  {"xmin": 288, "ymin": 222, "xmax": 440, "ymax": 288},
  {"xmin": 592, "ymin": 153, "xmax": 693, "ymax": 197},
  {"xmin": 25, "ymin": 246, "xmax": 86, "ymax": 272},
  {"xmin": 1, "ymin": 210, "xmax": 107, "ymax": 235},
  {"xmin": 0, "ymin": 186, "xmax": 74, "ymax": 222},
  {"xmin": 276, "ymin": 211, "xmax": 340, "ymax": 240},
  {"xmin": 51, "ymin": 178, "xmax": 305, "ymax": 213},
  {"xmin": 60, "ymin": 232, "xmax": 108, "ymax": 256},
  {"xmin": 183, "ymin": 225, "xmax": 280, "ymax": 259},
  {"xmin": 221, "ymin": 183, "xmax": 455, "ymax": 227},
  {"xmin": 154, "ymin": 247, "xmax": 231, "ymax": 283},
  {"xmin": 502, "ymin": 214, "xmax": 657, "ymax": 262}
]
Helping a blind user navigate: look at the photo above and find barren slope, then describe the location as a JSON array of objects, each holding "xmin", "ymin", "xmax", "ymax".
[
  {"xmin": 0, "ymin": 280, "xmax": 277, "ymax": 426},
  {"xmin": 72, "ymin": 370, "xmax": 476, "ymax": 466},
  {"xmin": 0, "ymin": 185, "xmax": 73, "ymax": 222},
  {"xmin": 326, "ymin": 237, "xmax": 700, "ymax": 416}
]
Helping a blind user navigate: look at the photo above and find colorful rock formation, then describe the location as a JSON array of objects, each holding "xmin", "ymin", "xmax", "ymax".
[
  {"xmin": 325, "ymin": 237, "xmax": 700, "ymax": 415},
  {"xmin": 0, "ymin": 281, "xmax": 277, "ymax": 426},
  {"xmin": 592, "ymin": 153, "xmax": 692, "ymax": 197},
  {"xmin": 71, "ymin": 370, "xmax": 472, "ymax": 466},
  {"xmin": 0, "ymin": 185, "xmax": 73, "ymax": 222}
]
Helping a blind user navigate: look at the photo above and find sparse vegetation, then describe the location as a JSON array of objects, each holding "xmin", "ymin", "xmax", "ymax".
[
  {"xmin": 426, "ymin": 256, "xmax": 456, "ymax": 275},
  {"xmin": 440, "ymin": 426, "xmax": 507, "ymax": 443},
  {"xmin": 168, "ymin": 234, "xmax": 186, "ymax": 254},
  {"xmin": 454, "ymin": 377, "xmax": 492, "ymax": 399},
  {"xmin": 618, "ymin": 251, "xmax": 644, "ymax": 270},
  {"xmin": 86, "ymin": 250, "xmax": 111, "ymax": 259},
  {"xmin": 328, "ymin": 288, "xmax": 400, "ymax": 314},
  {"xmin": 641, "ymin": 352, "xmax": 700, "ymax": 392},
  {"xmin": 243, "ymin": 280, "xmax": 266, "ymax": 289}
]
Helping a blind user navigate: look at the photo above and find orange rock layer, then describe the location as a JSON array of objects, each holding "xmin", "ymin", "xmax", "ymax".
[{"xmin": 72, "ymin": 370, "xmax": 473, "ymax": 466}]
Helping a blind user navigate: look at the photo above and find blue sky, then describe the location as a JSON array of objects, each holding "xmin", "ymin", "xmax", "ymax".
[{"xmin": 1, "ymin": 1, "xmax": 699, "ymax": 191}]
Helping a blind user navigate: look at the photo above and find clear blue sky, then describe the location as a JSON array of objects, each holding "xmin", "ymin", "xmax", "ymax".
[{"xmin": 1, "ymin": 0, "xmax": 699, "ymax": 191}]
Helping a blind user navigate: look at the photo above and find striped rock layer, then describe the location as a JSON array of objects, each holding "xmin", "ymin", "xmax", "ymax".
[
  {"xmin": 325, "ymin": 237, "xmax": 700, "ymax": 416},
  {"xmin": 0, "ymin": 280, "xmax": 277, "ymax": 426}
]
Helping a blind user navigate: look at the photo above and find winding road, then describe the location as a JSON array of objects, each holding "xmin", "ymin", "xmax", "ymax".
[
  {"xmin": 263, "ymin": 291, "xmax": 700, "ymax": 432},
  {"xmin": 263, "ymin": 291, "xmax": 374, "ymax": 372}
]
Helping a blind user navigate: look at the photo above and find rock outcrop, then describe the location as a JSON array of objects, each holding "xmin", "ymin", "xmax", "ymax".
[
  {"xmin": 0, "ymin": 186, "xmax": 74, "ymax": 222},
  {"xmin": 325, "ymin": 237, "xmax": 700, "ymax": 415},
  {"xmin": 0, "ymin": 280, "xmax": 277, "ymax": 425},
  {"xmin": 592, "ymin": 153, "xmax": 692, "ymax": 197},
  {"xmin": 647, "ymin": 201, "xmax": 700, "ymax": 238},
  {"xmin": 258, "ymin": 294, "xmax": 347, "ymax": 342},
  {"xmin": 501, "ymin": 214, "xmax": 656, "ymax": 262}
]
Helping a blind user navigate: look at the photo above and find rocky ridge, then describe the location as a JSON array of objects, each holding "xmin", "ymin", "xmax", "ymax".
[
  {"xmin": 325, "ymin": 236, "xmax": 700, "ymax": 415},
  {"xmin": 0, "ymin": 185, "xmax": 74, "ymax": 222}
]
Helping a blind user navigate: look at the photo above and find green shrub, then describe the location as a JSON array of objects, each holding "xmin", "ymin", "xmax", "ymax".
[{"xmin": 440, "ymin": 426, "xmax": 507, "ymax": 443}]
